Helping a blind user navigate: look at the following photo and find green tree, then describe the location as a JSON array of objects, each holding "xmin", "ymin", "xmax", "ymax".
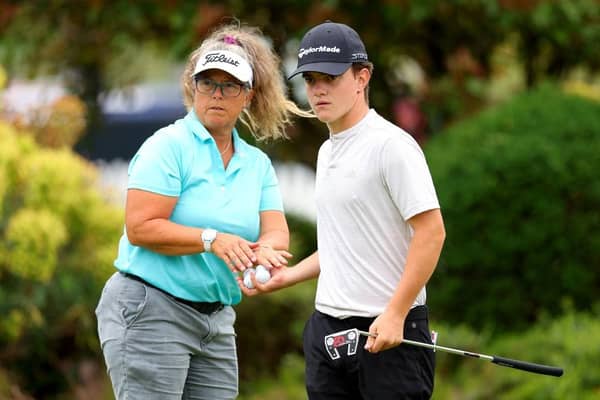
[
  {"xmin": 504, "ymin": 0, "xmax": 600, "ymax": 86},
  {"xmin": 3, "ymin": 1, "xmax": 600, "ymax": 164},
  {"xmin": 0, "ymin": 0, "xmax": 199, "ymax": 154}
]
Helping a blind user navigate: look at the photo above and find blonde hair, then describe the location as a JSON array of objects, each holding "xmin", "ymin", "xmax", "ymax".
[{"xmin": 182, "ymin": 23, "xmax": 311, "ymax": 141}]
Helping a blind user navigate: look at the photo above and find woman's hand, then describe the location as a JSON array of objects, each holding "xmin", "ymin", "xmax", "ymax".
[
  {"xmin": 254, "ymin": 243, "xmax": 292, "ymax": 268},
  {"xmin": 211, "ymin": 233, "xmax": 259, "ymax": 272}
]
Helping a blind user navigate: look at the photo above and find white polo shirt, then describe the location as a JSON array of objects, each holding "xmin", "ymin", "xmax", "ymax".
[{"xmin": 314, "ymin": 109, "xmax": 440, "ymax": 318}]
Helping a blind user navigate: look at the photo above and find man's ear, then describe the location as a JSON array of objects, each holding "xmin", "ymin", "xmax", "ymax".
[{"xmin": 359, "ymin": 68, "xmax": 371, "ymax": 89}]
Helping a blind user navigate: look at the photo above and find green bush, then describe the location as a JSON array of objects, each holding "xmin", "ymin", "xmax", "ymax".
[
  {"xmin": 238, "ymin": 353, "xmax": 307, "ymax": 400},
  {"xmin": 0, "ymin": 121, "xmax": 123, "ymax": 397},
  {"xmin": 425, "ymin": 84, "xmax": 600, "ymax": 332},
  {"xmin": 4, "ymin": 208, "xmax": 68, "ymax": 282},
  {"xmin": 433, "ymin": 307, "xmax": 600, "ymax": 399}
]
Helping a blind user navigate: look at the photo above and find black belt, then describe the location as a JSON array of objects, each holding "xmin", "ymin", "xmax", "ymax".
[{"xmin": 120, "ymin": 272, "xmax": 224, "ymax": 315}]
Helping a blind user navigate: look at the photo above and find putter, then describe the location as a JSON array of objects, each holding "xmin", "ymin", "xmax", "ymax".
[{"xmin": 357, "ymin": 329, "xmax": 563, "ymax": 377}]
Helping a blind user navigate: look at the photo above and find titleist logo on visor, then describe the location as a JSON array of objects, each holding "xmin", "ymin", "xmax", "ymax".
[
  {"xmin": 298, "ymin": 46, "xmax": 341, "ymax": 59},
  {"xmin": 202, "ymin": 52, "xmax": 240, "ymax": 67}
]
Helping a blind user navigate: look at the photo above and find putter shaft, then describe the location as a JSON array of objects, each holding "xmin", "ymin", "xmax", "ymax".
[{"xmin": 357, "ymin": 330, "xmax": 563, "ymax": 377}]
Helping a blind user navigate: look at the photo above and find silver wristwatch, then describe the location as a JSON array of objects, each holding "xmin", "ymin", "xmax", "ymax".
[{"xmin": 201, "ymin": 228, "xmax": 218, "ymax": 252}]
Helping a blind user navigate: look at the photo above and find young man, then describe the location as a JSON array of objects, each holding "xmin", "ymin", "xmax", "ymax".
[{"xmin": 239, "ymin": 21, "xmax": 445, "ymax": 399}]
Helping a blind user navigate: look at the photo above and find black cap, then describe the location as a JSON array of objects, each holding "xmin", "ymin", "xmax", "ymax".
[{"xmin": 288, "ymin": 21, "xmax": 368, "ymax": 79}]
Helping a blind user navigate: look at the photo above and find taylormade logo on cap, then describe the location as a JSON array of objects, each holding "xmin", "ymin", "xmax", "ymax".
[
  {"xmin": 298, "ymin": 46, "xmax": 341, "ymax": 59},
  {"xmin": 288, "ymin": 21, "xmax": 368, "ymax": 79}
]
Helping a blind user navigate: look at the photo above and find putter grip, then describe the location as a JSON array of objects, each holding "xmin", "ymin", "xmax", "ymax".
[{"xmin": 492, "ymin": 356, "xmax": 563, "ymax": 377}]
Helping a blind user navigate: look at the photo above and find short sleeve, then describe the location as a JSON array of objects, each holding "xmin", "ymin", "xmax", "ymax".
[
  {"xmin": 127, "ymin": 129, "xmax": 182, "ymax": 197},
  {"xmin": 380, "ymin": 137, "xmax": 440, "ymax": 220},
  {"xmin": 259, "ymin": 160, "xmax": 284, "ymax": 212}
]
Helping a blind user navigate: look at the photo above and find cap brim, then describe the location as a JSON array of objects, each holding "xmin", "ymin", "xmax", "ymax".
[
  {"xmin": 288, "ymin": 62, "xmax": 352, "ymax": 79},
  {"xmin": 194, "ymin": 64, "xmax": 251, "ymax": 85}
]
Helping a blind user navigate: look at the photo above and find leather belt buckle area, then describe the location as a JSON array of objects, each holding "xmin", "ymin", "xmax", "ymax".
[
  {"xmin": 120, "ymin": 272, "xmax": 224, "ymax": 315},
  {"xmin": 183, "ymin": 300, "xmax": 224, "ymax": 314}
]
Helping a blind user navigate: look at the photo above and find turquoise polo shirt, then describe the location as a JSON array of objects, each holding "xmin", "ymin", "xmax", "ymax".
[{"xmin": 114, "ymin": 110, "xmax": 284, "ymax": 305}]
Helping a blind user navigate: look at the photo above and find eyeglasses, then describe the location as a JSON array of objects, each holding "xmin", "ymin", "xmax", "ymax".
[{"xmin": 195, "ymin": 77, "xmax": 248, "ymax": 98}]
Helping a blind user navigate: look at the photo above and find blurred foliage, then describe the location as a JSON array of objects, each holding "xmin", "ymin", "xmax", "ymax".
[
  {"xmin": 4, "ymin": 208, "xmax": 68, "ymax": 282},
  {"xmin": 425, "ymin": 84, "xmax": 600, "ymax": 332},
  {"xmin": 238, "ymin": 353, "xmax": 307, "ymax": 400},
  {"xmin": 563, "ymin": 68, "xmax": 600, "ymax": 102},
  {"xmin": 0, "ymin": 1, "xmax": 197, "ymax": 120},
  {"xmin": 286, "ymin": 213, "xmax": 318, "ymax": 262},
  {"xmin": 0, "ymin": 65, "xmax": 6, "ymax": 89},
  {"xmin": 432, "ymin": 305, "xmax": 600, "ymax": 399},
  {"xmin": 12, "ymin": 95, "xmax": 87, "ymax": 149},
  {"xmin": 2, "ymin": 1, "xmax": 600, "ymax": 163},
  {"xmin": 0, "ymin": 120, "xmax": 123, "ymax": 397},
  {"xmin": 504, "ymin": 0, "xmax": 600, "ymax": 87}
]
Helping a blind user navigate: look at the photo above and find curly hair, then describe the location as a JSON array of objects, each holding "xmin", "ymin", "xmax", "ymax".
[{"xmin": 181, "ymin": 23, "xmax": 311, "ymax": 141}]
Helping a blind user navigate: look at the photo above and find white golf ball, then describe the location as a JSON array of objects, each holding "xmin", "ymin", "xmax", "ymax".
[
  {"xmin": 243, "ymin": 268, "xmax": 256, "ymax": 289},
  {"xmin": 254, "ymin": 265, "xmax": 271, "ymax": 283}
]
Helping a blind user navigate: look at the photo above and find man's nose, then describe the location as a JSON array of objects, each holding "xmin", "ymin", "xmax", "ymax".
[{"xmin": 311, "ymin": 81, "xmax": 327, "ymax": 96}]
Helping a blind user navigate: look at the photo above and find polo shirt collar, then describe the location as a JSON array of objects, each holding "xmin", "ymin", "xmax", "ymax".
[
  {"xmin": 183, "ymin": 110, "xmax": 248, "ymax": 169},
  {"xmin": 329, "ymin": 108, "xmax": 376, "ymax": 142},
  {"xmin": 184, "ymin": 110, "xmax": 213, "ymax": 142}
]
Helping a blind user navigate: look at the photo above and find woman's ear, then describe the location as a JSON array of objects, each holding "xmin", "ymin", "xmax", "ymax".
[{"xmin": 245, "ymin": 89, "xmax": 254, "ymax": 108}]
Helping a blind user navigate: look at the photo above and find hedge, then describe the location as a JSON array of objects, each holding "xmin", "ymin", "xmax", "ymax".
[{"xmin": 425, "ymin": 84, "xmax": 600, "ymax": 332}]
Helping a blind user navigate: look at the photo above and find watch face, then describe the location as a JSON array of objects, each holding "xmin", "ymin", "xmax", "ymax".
[{"xmin": 203, "ymin": 229, "xmax": 217, "ymax": 241}]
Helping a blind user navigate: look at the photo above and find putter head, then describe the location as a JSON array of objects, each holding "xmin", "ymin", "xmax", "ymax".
[{"xmin": 324, "ymin": 328, "xmax": 361, "ymax": 360}]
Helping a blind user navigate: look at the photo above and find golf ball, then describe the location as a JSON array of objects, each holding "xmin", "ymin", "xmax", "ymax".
[
  {"xmin": 255, "ymin": 265, "xmax": 271, "ymax": 283},
  {"xmin": 243, "ymin": 268, "xmax": 256, "ymax": 289},
  {"xmin": 242, "ymin": 265, "xmax": 271, "ymax": 289}
]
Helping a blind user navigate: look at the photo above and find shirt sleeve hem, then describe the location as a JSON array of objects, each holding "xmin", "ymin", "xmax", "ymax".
[
  {"xmin": 127, "ymin": 183, "xmax": 180, "ymax": 197},
  {"xmin": 403, "ymin": 202, "xmax": 440, "ymax": 220}
]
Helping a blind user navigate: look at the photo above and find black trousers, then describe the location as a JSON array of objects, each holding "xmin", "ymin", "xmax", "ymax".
[{"xmin": 303, "ymin": 306, "xmax": 435, "ymax": 400}]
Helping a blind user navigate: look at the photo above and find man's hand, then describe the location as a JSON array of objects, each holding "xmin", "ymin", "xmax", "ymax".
[
  {"xmin": 237, "ymin": 261, "xmax": 292, "ymax": 296},
  {"xmin": 364, "ymin": 310, "xmax": 406, "ymax": 353}
]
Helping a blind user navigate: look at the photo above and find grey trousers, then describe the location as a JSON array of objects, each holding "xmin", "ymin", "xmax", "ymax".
[{"xmin": 95, "ymin": 272, "xmax": 238, "ymax": 400}]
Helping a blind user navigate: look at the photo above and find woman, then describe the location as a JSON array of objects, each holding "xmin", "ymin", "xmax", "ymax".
[{"xmin": 95, "ymin": 23, "xmax": 307, "ymax": 399}]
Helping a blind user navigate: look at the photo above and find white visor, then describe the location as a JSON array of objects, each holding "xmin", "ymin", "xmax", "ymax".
[{"xmin": 192, "ymin": 50, "xmax": 253, "ymax": 88}]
